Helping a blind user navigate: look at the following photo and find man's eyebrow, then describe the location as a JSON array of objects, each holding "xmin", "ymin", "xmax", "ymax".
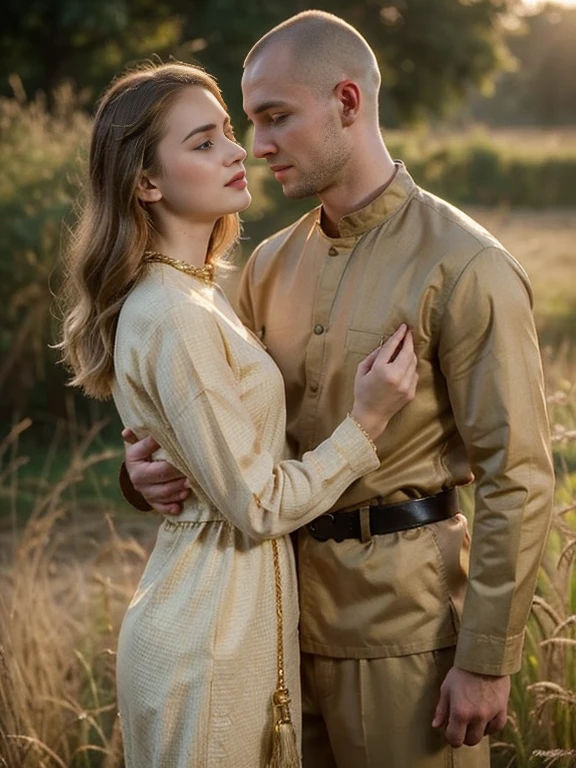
[
  {"xmin": 251, "ymin": 100, "xmax": 290, "ymax": 115},
  {"xmin": 181, "ymin": 123, "xmax": 217, "ymax": 143}
]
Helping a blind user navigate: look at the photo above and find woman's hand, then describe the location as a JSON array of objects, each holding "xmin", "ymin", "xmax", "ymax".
[{"xmin": 350, "ymin": 324, "xmax": 418, "ymax": 442}]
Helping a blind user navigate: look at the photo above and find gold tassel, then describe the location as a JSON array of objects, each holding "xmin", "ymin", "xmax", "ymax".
[
  {"xmin": 267, "ymin": 687, "xmax": 301, "ymax": 768},
  {"xmin": 267, "ymin": 539, "xmax": 302, "ymax": 767}
]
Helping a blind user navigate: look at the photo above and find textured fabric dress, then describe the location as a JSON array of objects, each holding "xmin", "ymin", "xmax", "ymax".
[{"xmin": 111, "ymin": 262, "xmax": 380, "ymax": 768}]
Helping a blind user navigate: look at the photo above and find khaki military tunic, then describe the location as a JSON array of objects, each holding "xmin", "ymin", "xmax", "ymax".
[{"xmin": 237, "ymin": 163, "xmax": 554, "ymax": 676}]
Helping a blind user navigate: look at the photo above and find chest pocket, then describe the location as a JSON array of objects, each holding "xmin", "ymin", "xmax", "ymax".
[
  {"xmin": 346, "ymin": 327, "xmax": 428, "ymax": 359},
  {"xmin": 345, "ymin": 328, "xmax": 382, "ymax": 356}
]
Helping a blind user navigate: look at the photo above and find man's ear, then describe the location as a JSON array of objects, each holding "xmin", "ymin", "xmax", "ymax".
[
  {"xmin": 334, "ymin": 80, "xmax": 361, "ymax": 126},
  {"xmin": 136, "ymin": 173, "xmax": 162, "ymax": 203}
]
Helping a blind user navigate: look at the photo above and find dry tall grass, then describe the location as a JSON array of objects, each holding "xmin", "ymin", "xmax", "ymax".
[
  {"xmin": 492, "ymin": 345, "xmax": 576, "ymax": 768},
  {"xmin": 0, "ymin": 421, "xmax": 154, "ymax": 768}
]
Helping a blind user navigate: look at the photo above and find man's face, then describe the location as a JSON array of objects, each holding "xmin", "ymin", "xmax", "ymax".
[{"xmin": 242, "ymin": 48, "xmax": 350, "ymax": 199}]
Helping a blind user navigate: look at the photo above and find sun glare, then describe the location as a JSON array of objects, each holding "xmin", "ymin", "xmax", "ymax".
[{"xmin": 522, "ymin": 0, "xmax": 576, "ymax": 6}]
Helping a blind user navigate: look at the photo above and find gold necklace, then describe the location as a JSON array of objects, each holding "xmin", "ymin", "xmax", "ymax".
[{"xmin": 143, "ymin": 251, "xmax": 215, "ymax": 285}]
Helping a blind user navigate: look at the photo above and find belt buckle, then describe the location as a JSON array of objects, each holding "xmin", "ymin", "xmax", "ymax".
[{"xmin": 307, "ymin": 513, "xmax": 336, "ymax": 542}]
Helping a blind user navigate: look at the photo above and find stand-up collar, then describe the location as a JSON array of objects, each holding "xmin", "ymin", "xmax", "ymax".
[{"xmin": 315, "ymin": 162, "xmax": 416, "ymax": 242}]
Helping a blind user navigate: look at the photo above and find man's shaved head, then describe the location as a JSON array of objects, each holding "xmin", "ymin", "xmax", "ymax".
[{"xmin": 244, "ymin": 10, "xmax": 381, "ymax": 111}]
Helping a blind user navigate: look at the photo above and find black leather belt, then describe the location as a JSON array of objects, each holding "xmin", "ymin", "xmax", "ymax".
[{"xmin": 306, "ymin": 488, "xmax": 459, "ymax": 542}]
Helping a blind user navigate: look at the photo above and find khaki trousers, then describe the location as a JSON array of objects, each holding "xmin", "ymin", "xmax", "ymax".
[{"xmin": 301, "ymin": 648, "xmax": 491, "ymax": 768}]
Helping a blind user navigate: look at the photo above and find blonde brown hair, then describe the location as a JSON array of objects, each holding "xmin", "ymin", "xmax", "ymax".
[{"xmin": 59, "ymin": 62, "xmax": 240, "ymax": 400}]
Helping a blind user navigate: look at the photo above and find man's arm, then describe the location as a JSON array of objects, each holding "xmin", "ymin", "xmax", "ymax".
[{"xmin": 433, "ymin": 246, "xmax": 554, "ymax": 746}]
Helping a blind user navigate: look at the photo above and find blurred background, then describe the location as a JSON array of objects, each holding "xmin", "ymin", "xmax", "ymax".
[{"xmin": 0, "ymin": 1, "xmax": 575, "ymax": 766}]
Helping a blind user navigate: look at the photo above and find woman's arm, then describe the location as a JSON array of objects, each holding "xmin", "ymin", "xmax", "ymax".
[{"xmin": 126, "ymin": 303, "xmax": 415, "ymax": 539}]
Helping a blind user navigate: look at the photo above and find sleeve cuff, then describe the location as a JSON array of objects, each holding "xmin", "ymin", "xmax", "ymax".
[
  {"xmin": 330, "ymin": 415, "xmax": 381, "ymax": 476},
  {"xmin": 454, "ymin": 628, "xmax": 525, "ymax": 676}
]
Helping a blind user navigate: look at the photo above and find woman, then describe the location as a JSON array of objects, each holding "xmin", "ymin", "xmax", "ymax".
[{"xmin": 59, "ymin": 62, "xmax": 417, "ymax": 768}]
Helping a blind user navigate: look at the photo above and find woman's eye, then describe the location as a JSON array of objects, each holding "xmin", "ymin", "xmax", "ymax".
[{"xmin": 196, "ymin": 139, "xmax": 214, "ymax": 150}]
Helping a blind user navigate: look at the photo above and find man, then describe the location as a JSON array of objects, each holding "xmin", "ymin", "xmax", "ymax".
[{"xmin": 122, "ymin": 11, "xmax": 554, "ymax": 767}]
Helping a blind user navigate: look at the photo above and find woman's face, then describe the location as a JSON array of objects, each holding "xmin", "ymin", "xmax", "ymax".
[{"xmin": 145, "ymin": 85, "xmax": 250, "ymax": 222}]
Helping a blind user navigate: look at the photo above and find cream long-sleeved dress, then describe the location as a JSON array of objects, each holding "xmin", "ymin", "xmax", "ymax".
[{"xmin": 111, "ymin": 263, "xmax": 380, "ymax": 768}]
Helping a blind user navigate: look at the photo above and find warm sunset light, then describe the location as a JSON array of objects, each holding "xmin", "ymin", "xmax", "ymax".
[
  {"xmin": 523, "ymin": 0, "xmax": 576, "ymax": 6},
  {"xmin": 2, "ymin": 2, "xmax": 575, "ymax": 767}
]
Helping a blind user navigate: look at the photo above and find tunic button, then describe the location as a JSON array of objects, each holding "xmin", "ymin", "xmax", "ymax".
[
  {"xmin": 328, "ymin": 246, "xmax": 338, "ymax": 256},
  {"xmin": 314, "ymin": 324, "xmax": 325, "ymax": 335},
  {"xmin": 310, "ymin": 383, "xmax": 319, "ymax": 393}
]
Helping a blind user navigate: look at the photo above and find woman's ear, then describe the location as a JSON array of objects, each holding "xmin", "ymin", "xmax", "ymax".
[
  {"xmin": 334, "ymin": 80, "xmax": 361, "ymax": 126},
  {"xmin": 136, "ymin": 173, "xmax": 162, "ymax": 203}
]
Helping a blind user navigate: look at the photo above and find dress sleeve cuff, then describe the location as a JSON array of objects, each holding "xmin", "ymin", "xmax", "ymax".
[{"xmin": 328, "ymin": 415, "xmax": 381, "ymax": 476}]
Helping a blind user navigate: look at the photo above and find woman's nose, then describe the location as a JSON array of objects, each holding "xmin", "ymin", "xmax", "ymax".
[{"xmin": 228, "ymin": 137, "xmax": 247, "ymax": 163}]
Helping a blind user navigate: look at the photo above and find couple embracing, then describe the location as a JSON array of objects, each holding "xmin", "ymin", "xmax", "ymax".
[{"xmin": 60, "ymin": 10, "xmax": 553, "ymax": 768}]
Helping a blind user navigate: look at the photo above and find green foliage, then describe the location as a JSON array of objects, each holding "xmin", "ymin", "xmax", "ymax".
[
  {"xmin": 0, "ymin": 0, "xmax": 183, "ymax": 105},
  {"xmin": 0, "ymin": 85, "xmax": 90, "ymax": 419},
  {"xmin": 178, "ymin": 0, "xmax": 517, "ymax": 127},
  {"xmin": 469, "ymin": 5, "xmax": 576, "ymax": 127},
  {"xmin": 1, "ymin": 0, "xmax": 516, "ymax": 127}
]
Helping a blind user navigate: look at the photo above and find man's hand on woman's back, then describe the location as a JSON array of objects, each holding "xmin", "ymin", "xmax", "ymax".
[{"xmin": 122, "ymin": 428, "xmax": 189, "ymax": 515}]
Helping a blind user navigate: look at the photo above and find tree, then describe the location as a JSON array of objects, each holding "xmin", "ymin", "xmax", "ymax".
[
  {"xmin": 466, "ymin": 3, "xmax": 576, "ymax": 126},
  {"xmin": 0, "ymin": 0, "xmax": 183, "ymax": 106},
  {"xmin": 2, "ymin": 0, "xmax": 517, "ymax": 124},
  {"xmin": 180, "ymin": 0, "xmax": 517, "ymax": 127},
  {"xmin": 510, "ymin": 4, "xmax": 576, "ymax": 125}
]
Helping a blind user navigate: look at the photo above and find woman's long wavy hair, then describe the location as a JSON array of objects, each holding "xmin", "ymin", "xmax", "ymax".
[{"xmin": 59, "ymin": 62, "xmax": 240, "ymax": 400}]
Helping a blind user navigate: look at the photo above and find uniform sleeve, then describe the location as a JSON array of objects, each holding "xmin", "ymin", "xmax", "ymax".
[
  {"xmin": 439, "ymin": 247, "xmax": 554, "ymax": 675},
  {"xmin": 140, "ymin": 302, "xmax": 380, "ymax": 541}
]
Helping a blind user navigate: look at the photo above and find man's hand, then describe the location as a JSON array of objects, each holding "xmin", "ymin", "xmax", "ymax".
[
  {"xmin": 123, "ymin": 429, "xmax": 190, "ymax": 515},
  {"xmin": 432, "ymin": 667, "xmax": 510, "ymax": 747}
]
